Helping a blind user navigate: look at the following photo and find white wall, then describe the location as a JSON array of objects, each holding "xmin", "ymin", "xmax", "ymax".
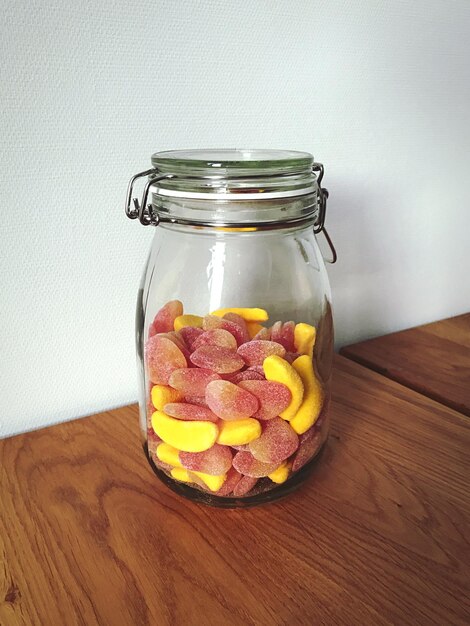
[{"xmin": 1, "ymin": 0, "xmax": 469, "ymax": 437}]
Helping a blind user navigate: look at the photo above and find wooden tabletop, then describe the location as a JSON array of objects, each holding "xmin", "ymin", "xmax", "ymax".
[
  {"xmin": 341, "ymin": 313, "xmax": 470, "ymax": 417},
  {"xmin": 1, "ymin": 355, "xmax": 469, "ymax": 626}
]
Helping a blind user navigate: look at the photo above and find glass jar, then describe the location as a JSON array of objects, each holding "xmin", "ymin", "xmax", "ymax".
[{"xmin": 125, "ymin": 149, "xmax": 335, "ymax": 507}]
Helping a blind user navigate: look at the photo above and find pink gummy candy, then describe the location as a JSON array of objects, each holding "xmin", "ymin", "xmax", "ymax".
[
  {"xmin": 180, "ymin": 444, "xmax": 233, "ymax": 475},
  {"xmin": 271, "ymin": 321, "xmax": 295, "ymax": 352},
  {"xmin": 216, "ymin": 467, "xmax": 243, "ymax": 496},
  {"xmin": 202, "ymin": 315, "xmax": 248, "ymax": 347},
  {"xmin": 205, "ymin": 379, "xmax": 259, "ymax": 420},
  {"xmin": 238, "ymin": 380, "xmax": 291, "ymax": 420},
  {"xmin": 232, "ymin": 450, "xmax": 279, "ymax": 478},
  {"xmin": 230, "ymin": 443, "xmax": 250, "ymax": 451},
  {"xmin": 193, "ymin": 329, "xmax": 238, "ymax": 351},
  {"xmin": 249, "ymin": 417, "xmax": 299, "ymax": 464},
  {"xmin": 183, "ymin": 395, "xmax": 209, "ymax": 407},
  {"xmin": 232, "ymin": 474, "xmax": 258, "ymax": 497},
  {"xmin": 247, "ymin": 365, "xmax": 265, "ymax": 376},
  {"xmin": 190, "ymin": 345, "xmax": 244, "ymax": 374},
  {"xmin": 223, "ymin": 313, "xmax": 250, "ymax": 344},
  {"xmin": 178, "ymin": 326, "xmax": 204, "ymax": 352},
  {"xmin": 163, "ymin": 402, "xmax": 219, "ymax": 422},
  {"xmin": 226, "ymin": 370, "xmax": 265, "ymax": 384},
  {"xmin": 146, "ymin": 335, "xmax": 187, "ymax": 385},
  {"xmin": 149, "ymin": 300, "xmax": 183, "ymax": 336},
  {"xmin": 147, "ymin": 427, "xmax": 162, "ymax": 452},
  {"xmin": 284, "ymin": 351, "xmax": 301, "ymax": 364},
  {"xmin": 157, "ymin": 332, "xmax": 190, "ymax": 361},
  {"xmin": 169, "ymin": 368, "xmax": 220, "ymax": 396},
  {"xmin": 291, "ymin": 427, "xmax": 322, "ymax": 472},
  {"xmin": 253, "ymin": 326, "xmax": 271, "ymax": 340},
  {"xmin": 237, "ymin": 340, "xmax": 286, "ymax": 366}
]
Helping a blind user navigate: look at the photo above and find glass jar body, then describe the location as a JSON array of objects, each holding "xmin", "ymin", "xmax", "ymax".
[{"xmin": 137, "ymin": 221, "xmax": 333, "ymax": 506}]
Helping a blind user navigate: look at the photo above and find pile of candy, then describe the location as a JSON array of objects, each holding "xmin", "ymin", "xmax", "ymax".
[{"xmin": 145, "ymin": 301, "xmax": 327, "ymax": 498}]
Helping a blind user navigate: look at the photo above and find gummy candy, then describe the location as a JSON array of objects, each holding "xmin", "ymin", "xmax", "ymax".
[
  {"xmin": 246, "ymin": 322, "xmax": 264, "ymax": 339},
  {"xmin": 237, "ymin": 340, "xmax": 286, "ymax": 367},
  {"xmin": 205, "ymin": 380, "xmax": 259, "ymax": 420},
  {"xmin": 178, "ymin": 326, "xmax": 204, "ymax": 352},
  {"xmin": 193, "ymin": 329, "xmax": 238, "ymax": 351},
  {"xmin": 291, "ymin": 427, "xmax": 322, "ymax": 472},
  {"xmin": 156, "ymin": 332, "xmax": 191, "ymax": 361},
  {"xmin": 149, "ymin": 300, "xmax": 183, "ymax": 336},
  {"xmin": 226, "ymin": 370, "xmax": 265, "ymax": 384},
  {"xmin": 171, "ymin": 467, "xmax": 192, "ymax": 482},
  {"xmin": 174, "ymin": 314, "xmax": 203, "ymax": 332},
  {"xmin": 183, "ymin": 395, "xmax": 209, "ymax": 407},
  {"xmin": 179, "ymin": 444, "xmax": 232, "ymax": 475},
  {"xmin": 253, "ymin": 326, "xmax": 271, "ymax": 341},
  {"xmin": 156, "ymin": 442, "xmax": 182, "ymax": 467},
  {"xmin": 169, "ymin": 368, "xmax": 220, "ymax": 396},
  {"xmin": 294, "ymin": 323, "xmax": 316, "ymax": 358},
  {"xmin": 268, "ymin": 461, "xmax": 290, "ymax": 484},
  {"xmin": 191, "ymin": 471, "xmax": 226, "ymax": 492},
  {"xmin": 238, "ymin": 380, "xmax": 291, "ymax": 420},
  {"xmin": 290, "ymin": 355, "xmax": 323, "ymax": 434},
  {"xmin": 284, "ymin": 351, "xmax": 302, "ymax": 364},
  {"xmin": 248, "ymin": 417, "xmax": 299, "ymax": 464},
  {"xmin": 211, "ymin": 307, "xmax": 269, "ymax": 322},
  {"xmin": 163, "ymin": 402, "xmax": 219, "ymax": 422},
  {"xmin": 202, "ymin": 315, "xmax": 248, "ymax": 347},
  {"xmin": 146, "ymin": 336, "xmax": 187, "ymax": 385},
  {"xmin": 232, "ymin": 450, "xmax": 279, "ymax": 477},
  {"xmin": 190, "ymin": 345, "xmax": 244, "ymax": 374},
  {"xmin": 223, "ymin": 313, "xmax": 250, "ymax": 343},
  {"xmin": 216, "ymin": 467, "xmax": 243, "ymax": 496},
  {"xmin": 217, "ymin": 418, "xmax": 261, "ymax": 445},
  {"xmin": 232, "ymin": 475, "xmax": 258, "ymax": 497},
  {"xmin": 151, "ymin": 384, "xmax": 183, "ymax": 410},
  {"xmin": 152, "ymin": 410, "xmax": 218, "ymax": 452},
  {"xmin": 271, "ymin": 321, "xmax": 295, "ymax": 352},
  {"xmin": 246, "ymin": 365, "xmax": 265, "ymax": 376},
  {"xmin": 263, "ymin": 355, "xmax": 304, "ymax": 420}
]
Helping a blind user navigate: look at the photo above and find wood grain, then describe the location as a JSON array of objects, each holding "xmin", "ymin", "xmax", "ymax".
[
  {"xmin": 341, "ymin": 313, "xmax": 470, "ymax": 416},
  {"xmin": 1, "ymin": 355, "xmax": 469, "ymax": 626}
]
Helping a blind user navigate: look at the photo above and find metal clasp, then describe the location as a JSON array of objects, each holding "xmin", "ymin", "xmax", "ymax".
[
  {"xmin": 125, "ymin": 169, "xmax": 174, "ymax": 226},
  {"xmin": 312, "ymin": 162, "xmax": 337, "ymax": 264}
]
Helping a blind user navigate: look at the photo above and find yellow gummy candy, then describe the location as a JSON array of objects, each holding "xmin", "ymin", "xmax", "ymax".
[
  {"xmin": 217, "ymin": 418, "xmax": 261, "ymax": 446},
  {"xmin": 192, "ymin": 471, "xmax": 226, "ymax": 492},
  {"xmin": 246, "ymin": 321, "xmax": 264, "ymax": 338},
  {"xmin": 171, "ymin": 467, "xmax": 192, "ymax": 482},
  {"xmin": 156, "ymin": 442, "xmax": 182, "ymax": 467},
  {"xmin": 151, "ymin": 385, "xmax": 182, "ymax": 411},
  {"xmin": 290, "ymin": 355, "xmax": 324, "ymax": 435},
  {"xmin": 294, "ymin": 323, "xmax": 316, "ymax": 358},
  {"xmin": 151, "ymin": 411, "xmax": 218, "ymax": 452},
  {"xmin": 268, "ymin": 461, "xmax": 290, "ymax": 484},
  {"xmin": 263, "ymin": 355, "xmax": 304, "ymax": 420},
  {"xmin": 210, "ymin": 307, "xmax": 269, "ymax": 322},
  {"xmin": 174, "ymin": 314, "xmax": 203, "ymax": 331}
]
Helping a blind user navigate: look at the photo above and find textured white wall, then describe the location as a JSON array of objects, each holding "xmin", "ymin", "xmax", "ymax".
[{"xmin": 1, "ymin": 0, "xmax": 469, "ymax": 437}]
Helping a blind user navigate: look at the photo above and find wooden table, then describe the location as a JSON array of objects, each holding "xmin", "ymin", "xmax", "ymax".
[
  {"xmin": 1, "ymin": 355, "xmax": 469, "ymax": 626},
  {"xmin": 341, "ymin": 313, "xmax": 470, "ymax": 416}
]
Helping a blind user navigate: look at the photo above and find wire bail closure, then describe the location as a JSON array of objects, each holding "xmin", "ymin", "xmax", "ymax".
[{"xmin": 125, "ymin": 163, "xmax": 337, "ymax": 262}]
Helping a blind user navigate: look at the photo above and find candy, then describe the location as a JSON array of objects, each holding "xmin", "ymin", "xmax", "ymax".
[
  {"xmin": 169, "ymin": 368, "xmax": 220, "ymax": 397},
  {"xmin": 179, "ymin": 444, "xmax": 232, "ymax": 475},
  {"xmin": 246, "ymin": 365, "xmax": 265, "ymax": 376},
  {"xmin": 237, "ymin": 340, "xmax": 286, "ymax": 367},
  {"xmin": 147, "ymin": 426, "xmax": 162, "ymax": 452},
  {"xmin": 171, "ymin": 467, "xmax": 192, "ymax": 482},
  {"xmin": 271, "ymin": 321, "xmax": 295, "ymax": 352},
  {"xmin": 216, "ymin": 467, "xmax": 243, "ymax": 496},
  {"xmin": 232, "ymin": 450, "xmax": 279, "ymax": 477},
  {"xmin": 246, "ymin": 322, "xmax": 264, "ymax": 339},
  {"xmin": 211, "ymin": 307, "xmax": 269, "ymax": 322},
  {"xmin": 193, "ymin": 329, "xmax": 238, "ymax": 351},
  {"xmin": 290, "ymin": 355, "xmax": 324, "ymax": 434},
  {"xmin": 284, "ymin": 352, "xmax": 301, "ymax": 364},
  {"xmin": 150, "ymin": 300, "xmax": 183, "ymax": 336},
  {"xmin": 226, "ymin": 370, "xmax": 265, "ymax": 384},
  {"xmin": 217, "ymin": 418, "xmax": 261, "ymax": 446},
  {"xmin": 291, "ymin": 427, "xmax": 322, "ymax": 472},
  {"xmin": 238, "ymin": 380, "xmax": 291, "ymax": 420},
  {"xmin": 151, "ymin": 410, "xmax": 218, "ymax": 452},
  {"xmin": 205, "ymin": 380, "xmax": 259, "ymax": 420},
  {"xmin": 174, "ymin": 314, "xmax": 203, "ymax": 331},
  {"xmin": 232, "ymin": 475, "xmax": 258, "ymax": 497},
  {"xmin": 202, "ymin": 315, "xmax": 248, "ymax": 347},
  {"xmin": 190, "ymin": 345, "xmax": 244, "ymax": 374},
  {"xmin": 146, "ymin": 336, "xmax": 187, "ymax": 385},
  {"xmin": 248, "ymin": 417, "xmax": 299, "ymax": 464},
  {"xmin": 183, "ymin": 395, "xmax": 209, "ymax": 407},
  {"xmin": 263, "ymin": 355, "xmax": 304, "ymax": 420},
  {"xmin": 156, "ymin": 442, "xmax": 182, "ymax": 467},
  {"xmin": 178, "ymin": 326, "xmax": 204, "ymax": 351},
  {"xmin": 164, "ymin": 402, "xmax": 218, "ymax": 422},
  {"xmin": 151, "ymin": 385, "xmax": 183, "ymax": 410},
  {"xmin": 253, "ymin": 326, "xmax": 271, "ymax": 340},
  {"xmin": 192, "ymin": 471, "xmax": 226, "ymax": 492},
  {"xmin": 157, "ymin": 332, "xmax": 191, "ymax": 360},
  {"xmin": 294, "ymin": 322, "xmax": 316, "ymax": 358},
  {"xmin": 268, "ymin": 461, "xmax": 290, "ymax": 484},
  {"xmin": 223, "ymin": 313, "xmax": 250, "ymax": 344}
]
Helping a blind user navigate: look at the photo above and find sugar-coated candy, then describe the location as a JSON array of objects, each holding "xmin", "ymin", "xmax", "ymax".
[
  {"xmin": 169, "ymin": 368, "xmax": 220, "ymax": 396},
  {"xmin": 193, "ymin": 329, "xmax": 238, "ymax": 351},
  {"xmin": 191, "ymin": 471, "xmax": 226, "ymax": 492},
  {"xmin": 232, "ymin": 450, "xmax": 279, "ymax": 477},
  {"xmin": 150, "ymin": 300, "xmax": 183, "ymax": 336},
  {"xmin": 152, "ymin": 410, "xmax": 218, "ymax": 452},
  {"xmin": 157, "ymin": 332, "xmax": 191, "ymax": 360},
  {"xmin": 294, "ymin": 322, "xmax": 316, "ymax": 358},
  {"xmin": 217, "ymin": 418, "xmax": 261, "ymax": 446},
  {"xmin": 216, "ymin": 467, "xmax": 243, "ymax": 496},
  {"xmin": 151, "ymin": 384, "xmax": 183, "ymax": 410},
  {"xmin": 190, "ymin": 345, "xmax": 244, "ymax": 374},
  {"xmin": 246, "ymin": 322, "xmax": 264, "ymax": 339},
  {"xmin": 268, "ymin": 461, "xmax": 290, "ymax": 484},
  {"xmin": 173, "ymin": 314, "xmax": 203, "ymax": 332},
  {"xmin": 271, "ymin": 321, "xmax": 295, "ymax": 352},
  {"xmin": 291, "ymin": 427, "xmax": 322, "ymax": 472},
  {"xmin": 223, "ymin": 313, "xmax": 250, "ymax": 343},
  {"xmin": 284, "ymin": 351, "xmax": 301, "ymax": 364},
  {"xmin": 263, "ymin": 355, "xmax": 304, "ymax": 420},
  {"xmin": 246, "ymin": 365, "xmax": 265, "ymax": 376},
  {"xmin": 171, "ymin": 467, "xmax": 192, "ymax": 482},
  {"xmin": 205, "ymin": 380, "xmax": 259, "ymax": 420},
  {"xmin": 253, "ymin": 326, "xmax": 271, "ymax": 340},
  {"xmin": 249, "ymin": 417, "xmax": 299, "ymax": 464},
  {"xmin": 232, "ymin": 475, "xmax": 258, "ymax": 497},
  {"xmin": 146, "ymin": 336, "xmax": 187, "ymax": 385},
  {"xmin": 211, "ymin": 307, "xmax": 269, "ymax": 322},
  {"xmin": 178, "ymin": 326, "xmax": 204, "ymax": 351},
  {"xmin": 183, "ymin": 395, "xmax": 209, "ymax": 407},
  {"xmin": 156, "ymin": 442, "xmax": 182, "ymax": 467},
  {"xmin": 290, "ymin": 355, "xmax": 323, "ymax": 434},
  {"xmin": 151, "ymin": 453, "xmax": 174, "ymax": 473},
  {"xmin": 230, "ymin": 443, "xmax": 250, "ymax": 451},
  {"xmin": 238, "ymin": 380, "xmax": 291, "ymax": 420},
  {"xmin": 226, "ymin": 370, "xmax": 265, "ymax": 384},
  {"xmin": 179, "ymin": 444, "xmax": 232, "ymax": 475},
  {"xmin": 202, "ymin": 315, "xmax": 248, "ymax": 347},
  {"xmin": 237, "ymin": 340, "xmax": 286, "ymax": 367},
  {"xmin": 147, "ymin": 426, "xmax": 162, "ymax": 452},
  {"xmin": 163, "ymin": 402, "xmax": 218, "ymax": 422}
]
